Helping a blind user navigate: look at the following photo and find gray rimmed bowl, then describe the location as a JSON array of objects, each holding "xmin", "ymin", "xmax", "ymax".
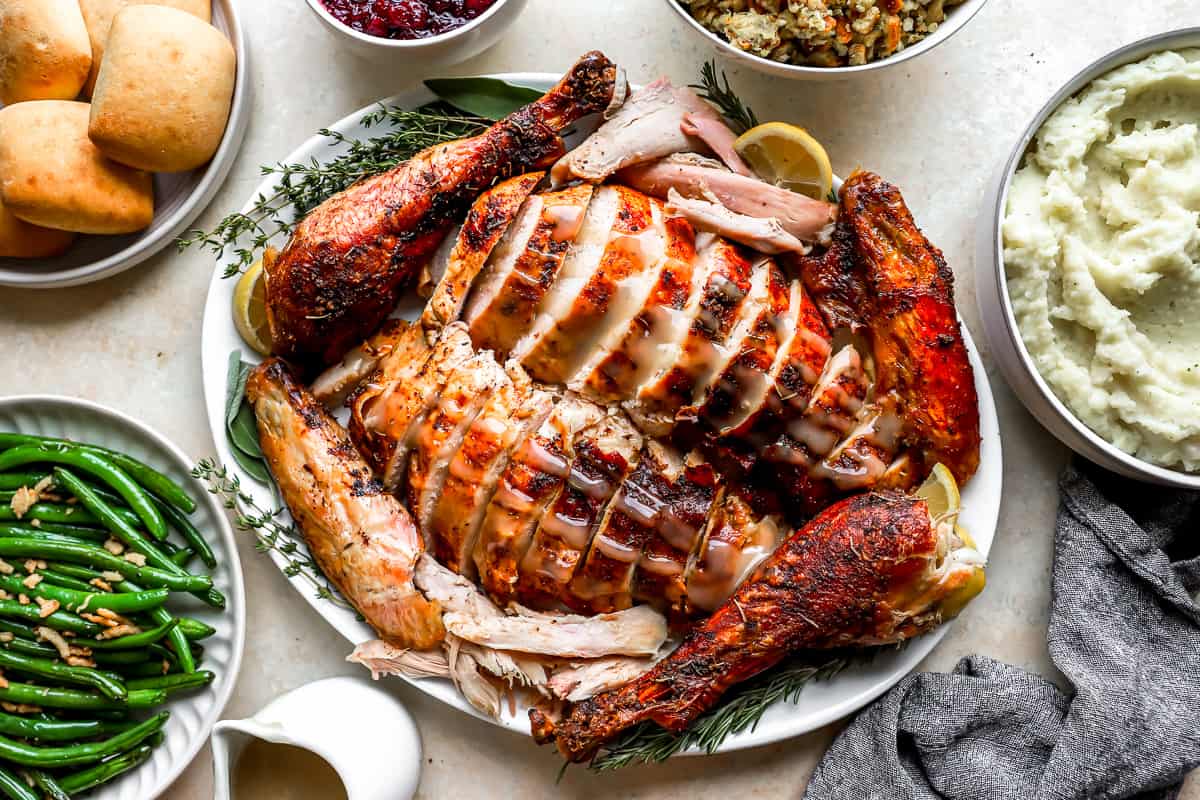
[
  {"xmin": 664, "ymin": 0, "xmax": 989, "ymax": 80},
  {"xmin": 975, "ymin": 27, "xmax": 1200, "ymax": 488},
  {"xmin": 0, "ymin": 0, "xmax": 250, "ymax": 289}
]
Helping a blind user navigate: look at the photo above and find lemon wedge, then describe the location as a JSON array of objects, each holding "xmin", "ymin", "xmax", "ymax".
[
  {"xmin": 916, "ymin": 463, "xmax": 961, "ymax": 527},
  {"xmin": 734, "ymin": 121, "xmax": 834, "ymax": 200},
  {"xmin": 232, "ymin": 250, "xmax": 274, "ymax": 356}
]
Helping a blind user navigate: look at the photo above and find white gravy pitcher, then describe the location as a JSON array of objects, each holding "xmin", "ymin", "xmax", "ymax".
[{"xmin": 211, "ymin": 676, "xmax": 422, "ymax": 800}]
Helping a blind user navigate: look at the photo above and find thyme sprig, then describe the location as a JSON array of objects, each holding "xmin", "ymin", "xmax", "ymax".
[
  {"xmin": 587, "ymin": 653, "xmax": 851, "ymax": 771},
  {"xmin": 691, "ymin": 60, "xmax": 761, "ymax": 135},
  {"xmin": 179, "ymin": 103, "xmax": 489, "ymax": 278},
  {"xmin": 193, "ymin": 458, "xmax": 349, "ymax": 608}
]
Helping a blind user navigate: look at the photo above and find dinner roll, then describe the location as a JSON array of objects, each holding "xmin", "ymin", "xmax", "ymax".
[
  {"xmin": 0, "ymin": 197, "xmax": 76, "ymax": 258},
  {"xmin": 0, "ymin": 101, "xmax": 154, "ymax": 235},
  {"xmin": 0, "ymin": 0, "xmax": 93, "ymax": 104},
  {"xmin": 88, "ymin": 5, "xmax": 235, "ymax": 173},
  {"xmin": 78, "ymin": 0, "xmax": 212, "ymax": 97}
]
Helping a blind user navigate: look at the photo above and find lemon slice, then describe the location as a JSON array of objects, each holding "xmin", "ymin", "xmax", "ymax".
[
  {"xmin": 232, "ymin": 251, "xmax": 273, "ymax": 356},
  {"xmin": 916, "ymin": 463, "xmax": 961, "ymax": 526},
  {"xmin": 734, "ymin": 121, "xmax": 834, "ymax": 200}
]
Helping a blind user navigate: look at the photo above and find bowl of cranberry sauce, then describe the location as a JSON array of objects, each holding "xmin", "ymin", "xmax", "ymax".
[{"xmin": 306, "ymin": 0, "xmax": 526, "ymax": 64}]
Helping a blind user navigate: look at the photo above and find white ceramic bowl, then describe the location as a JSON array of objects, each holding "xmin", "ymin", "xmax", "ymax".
[
  {"xmin": 0, "ymin": 395, "xmax": 246, "ymax": 799},
  {"xmin": 663, "ymin": 0, "xmax": 988, "ymax": 80},
  {"xmin": 304, "ymin": 0, "xmax": 527, "ymax": 66},
  {"xmin": 975, "ymin": 27, "xmax": 1200, "ymax": 489},
  {"xmin": 0, "ymin": 0, "xmax": 250, "ymax": 289}
]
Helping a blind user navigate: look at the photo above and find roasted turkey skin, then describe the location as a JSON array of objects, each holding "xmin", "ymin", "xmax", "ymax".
[
  {"xmin": 247, "ymin": 358, "xmax": 445, "ymax": 649},
  {"xmin": 265, "ymin": 51, "xmax": 622, "ymax": 372}
]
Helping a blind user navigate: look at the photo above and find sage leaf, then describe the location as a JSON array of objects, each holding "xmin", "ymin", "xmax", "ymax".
[
  {"xmin": 229, "ymin": 446, "xmax": 271, "ymax": 484},
  {"xmin": 228, "ymin": 403, "xmax": 263, "ymax": 460},
  {"xmin": 423, "ymin": 77, "xmax": 543, "ymax": 120}
]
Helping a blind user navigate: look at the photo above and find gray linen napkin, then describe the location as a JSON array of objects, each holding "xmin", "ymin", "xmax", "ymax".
[{"xmin": 803, "ymin": 461, "xmax": 1200, "ymax": 800}]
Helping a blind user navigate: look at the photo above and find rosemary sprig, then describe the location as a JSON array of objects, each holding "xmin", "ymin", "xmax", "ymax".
[
  {"xmin": 691, "ymin": 60, "xmax": 761, "ymax": 135},
  {"xmin": 586, "ymin": 653, "xmax": 851, "ymax": 771},
  {"xmin": 193, "ymin": 458, "xmax": 349, "ymax": 608},
  {"xmin": 179, "ymin": 102, "xmax": 489, "ymax": 278}
]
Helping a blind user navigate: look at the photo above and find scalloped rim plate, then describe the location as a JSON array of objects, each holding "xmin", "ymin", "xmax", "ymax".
[
  {"xmin": 199, "ymin": 74, "xmax": 1001, "ymax": 753},
  {"xmin": 0, "ymin": 395, "xmax": 246, "ymax": 798}
]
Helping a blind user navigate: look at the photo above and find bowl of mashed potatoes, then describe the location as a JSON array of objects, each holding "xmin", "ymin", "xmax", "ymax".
[{"xmin": 978, "ymin": 29, "xmax": 1200, "ymax": 486}]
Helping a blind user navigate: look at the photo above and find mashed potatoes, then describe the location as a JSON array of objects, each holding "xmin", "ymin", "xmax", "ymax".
[{"xmin": 1004, "ymin": 49, "xmax": 1200, "ymax": 472}]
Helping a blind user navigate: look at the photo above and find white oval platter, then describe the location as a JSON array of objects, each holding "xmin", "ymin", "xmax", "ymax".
[{"xmin": 199, "ymin": 73, "xmax": 1001, "ymax": 753}]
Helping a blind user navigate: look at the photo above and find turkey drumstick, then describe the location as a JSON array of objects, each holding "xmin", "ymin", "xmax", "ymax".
[{"xmin": 266, "ymin": 51, "xmax": 623, "ymax": 371}]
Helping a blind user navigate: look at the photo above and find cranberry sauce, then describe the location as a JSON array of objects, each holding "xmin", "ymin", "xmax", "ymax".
[{"xmin": 322, "ymin": 0, "xmax": 500, "ymax": 40}]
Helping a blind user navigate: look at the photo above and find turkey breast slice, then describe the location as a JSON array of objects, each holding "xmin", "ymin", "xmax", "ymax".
[
  {"xmin": 422, "ymin": 171, "xmax": 545, "ymax": 337},
  {"xmin": 517, "ymin": 409, "xmax": 643, "ymax": 610},
  {"xmin": 464, "ymin": 183, "xmax": 595, "ymax": 356}
]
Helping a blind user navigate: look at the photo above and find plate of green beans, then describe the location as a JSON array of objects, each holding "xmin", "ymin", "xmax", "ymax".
[{"xmin": 0, "ymin": 396, "xmax": 244, "ymax": 799}]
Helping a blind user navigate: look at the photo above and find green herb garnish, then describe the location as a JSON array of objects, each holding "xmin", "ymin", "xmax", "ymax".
[
  {"xmin": 223, "ymin": 351, "xmax": 270, "ymax": 483},
  {"xmin": 586, "ymin": 654, "xmax": 850, "ymax": 771},
  {"xmin": 691, "ymin": 60, "xmax": 760, "ymax": 135}
]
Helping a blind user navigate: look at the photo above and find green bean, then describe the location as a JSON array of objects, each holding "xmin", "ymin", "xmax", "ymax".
[
  {"xmin": 0, "ymin": 712, "xmax": 131, "ymax": 742},
  {"xmin": 0, "ymin": 434, "xmax": 196, "ymax": 514},
  {"xmin": 0, "ymin": 712, "xmax": 166, "ymax": 768},
  {"xmin": 0, "ymin": 619, "xmax": 34, "ymax": 641},
  {"xmin": 0, "ymin": 539, "xmax": 210, "ymax": 592},
  {"xmin": 0, "ymin": 598, "xmax": 99, "ymax": 635},
  {"xmin": 91, "ymin": 649, "xmax": 152, "ymax": 666},
  {"xmin": 71, "ymin": 619, "xmax": 179, "ymax": 651},
  {"xmin": 0, "ymin": 529, "xmax": 114, "ymax": 549},
  {"xmin": 127, "ymin": 669, "xmax": 213, "ymax": 694},
  {"xmin": 0, "ymin": 448, "xmax": 165, "ymax": 539},
  {"xmin": 158, "ymin": 499, "xmax": 216, "ymax": 568},
  {"xmin": 175, "ymin": 616, "xmax": 216, "ymax": 641},
  {"xmin": 33, "ymin": 567, "xmax": 95, "ymax": 593},
  {"xmin": 0, "ymin": 522, "xmax": 107, "ymax": 541},
  {"xmin": 0, "ymin": 503, "xmax": 100, "ymax": 525},
  {"xmin": 0, "ymin": 648, "xmax": 127, "ymax": 699},
  {"xmin": 0, "ymin": 573, "xmax": 167, "ymax": 615},
  {"xmin": 53, "ymin": 470, "xmax": 222, "ymax": 607},
  {"xmin": 118, "ymin": 579, "xmax": 195, "ymax": 674},
  {"xmin": 58, "ymin": 742, "xmax": 156, "ymax": 794},
  {"xmin": 37, "ymin": 562, "xmax": 102, "ymax": 583},
  {"xmin": 169, "ymin": 547, "xmax": 197, "ymax": 568},
  {"xmin": 0, "ymin": 473, "xmax": 48, "ymax": 490},
  {"xmin": 28, "ymin": 770, "xmax": 69, "ymax": 800},
  {"xmin": 112, "ymin": 659, "xmax": 176, "ymax": 678},
  {"xmin": 0, "ymin": 764, "xmax": 37, "ymax": 800},
  {"xmin": 0, "ymin": 680, "xmax": 164, "ymax": 710},
  {"xmin": 0, "ymin": 636, "xmax": 56, "ymax": 659}
]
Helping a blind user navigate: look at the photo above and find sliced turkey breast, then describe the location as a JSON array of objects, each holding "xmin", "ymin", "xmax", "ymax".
[
  {"xmin": 312, "ymin": 318, "xmax": 413, "ymax": 409},
  {"xmin": 473, "ymin": 395, "xmax": 604, "ymax": 606},
  {"xmin": 407, "ymin": 353, "xmax": 509, "ymax": 538},
  {"xmin": 665, "ymin": 188, "xmax": 807, "ymax": 254},
  {"xmin": 630, "ymin": 235, "xmax": 756, "ymax": 432},
  {"xmin": 685, "ymin": 259, "xmax": 791, "ymax": 435},
  {"xmin": 347, "ymin": 323, "xmax": 473, "ymax": 486},
  {"xmin": 619, "ymin": 157, "xmax": 837, "ymax": 242},
  {"xmin": 464, "ymin": 183, "xmax": 595, "ymax": 356},
  {"xmin": 568, "ymin": 212, "xmax": 697, "ymax": 403},
  {"xmin": 517, "ymin": 186, "xmax": 666, "ymax": 384},
  {"xmin": 518, "ymin": 410, "xmax": 642, "ymax": 609},
  {"xmin": 683, "ymin": 491, "xmax": 783, "ymax": 612},
  {"xmin": 422, "ymin": 171, "xmax": 544, "ymax": 336},
  {"xmin": 546, "ymin": 654, "xmax": 662, "ymax": 702},
  {"xmin": 425, "ymin": 368, "xmax": 545, "ymax": 578}
]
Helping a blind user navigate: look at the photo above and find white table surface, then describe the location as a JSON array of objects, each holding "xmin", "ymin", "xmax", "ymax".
[{"xmin": 1, "ymin": 0, "xmax": 1198, "ymax": 796}]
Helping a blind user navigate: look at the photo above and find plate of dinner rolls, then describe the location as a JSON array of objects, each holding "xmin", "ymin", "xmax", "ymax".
[{"xmin": 0, "ymin": 0, "xmax": 248, "ymax": 287}]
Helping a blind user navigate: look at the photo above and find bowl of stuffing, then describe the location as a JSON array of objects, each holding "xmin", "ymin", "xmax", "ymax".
[{"xmin": 666, "ymin": 0, "xmax": 989, "ymax": 79}]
